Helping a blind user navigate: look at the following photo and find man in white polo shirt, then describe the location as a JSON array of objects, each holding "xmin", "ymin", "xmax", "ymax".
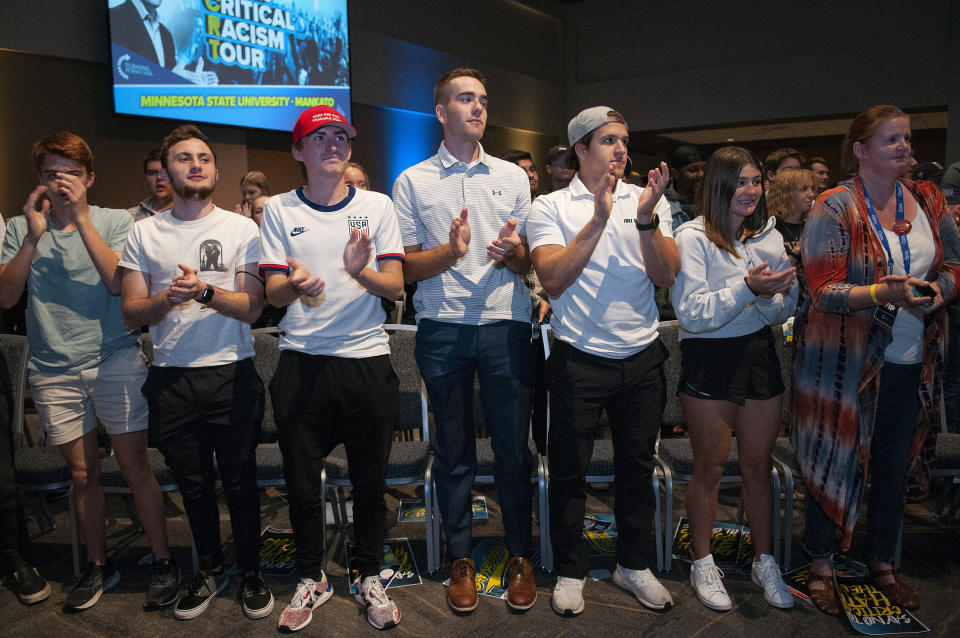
[
  {"xmin": 120, "ymin": 124, "xmax": 273, "ymax": 622},
  {"xmin": 259, "ymin": 106, "xmax": 404, "ymax": 632},
  {"xmin": 528, "ymin": 107, "xmax": 680, "ymax": 617},
  {"xmin": 392, "ymin": 67, "xmax": 537, "ymax": 613}
]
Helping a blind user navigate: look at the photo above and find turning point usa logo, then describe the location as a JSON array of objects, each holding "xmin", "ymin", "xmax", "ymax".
[
  {"xmin": 202, "ymin": 0, "xmax": 295, "ymax": 71},
  {"xmin": 116, "ymin": 53, "xmax": 154, "ymax": 80}
]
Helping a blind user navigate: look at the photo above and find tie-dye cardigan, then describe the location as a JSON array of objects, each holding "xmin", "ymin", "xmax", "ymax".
[{"xmin": 792, "ymin": 176, "xmax": 960, "ymax": 551}]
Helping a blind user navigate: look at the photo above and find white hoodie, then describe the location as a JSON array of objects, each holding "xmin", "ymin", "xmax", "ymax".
[{"xmin": 672, "ymin": 216, "xmax": 798, "ymax": 339}]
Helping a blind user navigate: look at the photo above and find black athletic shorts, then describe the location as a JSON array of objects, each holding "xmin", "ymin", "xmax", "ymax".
[{"xmin": 677, "ymin": 325, "xmax": 784, "ymax": 404}]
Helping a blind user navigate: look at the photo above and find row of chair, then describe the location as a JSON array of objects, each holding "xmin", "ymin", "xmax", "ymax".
[{"xmin": 10, "ymin": 318, "xmax": 960, "ymax": 578}]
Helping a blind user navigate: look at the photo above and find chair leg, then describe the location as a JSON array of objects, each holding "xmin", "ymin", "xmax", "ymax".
[
  {"xmin": 652, "ymin": 471, "xmax": 663, "ymax": 573},
  {"xmin": 539, "ymin": 456, "xmax": 552, "ymax": 572},
  {"xmin": 770, "ymin": 468, "xmax": 781, "ymax": 565},
  {"xmin": 659, "ymin": 461, "xmax": 674, "ymax": 574},
  {"xmin": 893, "ymin": 516, "xmax": 903, "ymax": 570},
  {"xmin": 68, "ymin": 485, "xmax": 81, "ymax": 578},
  {"xmin": 320, "ymin": 468, "xmax": 328, "ymax": 575},
  {"xmin": 424, "ymin": 458, "xmax": 436, "ymax": 574}
]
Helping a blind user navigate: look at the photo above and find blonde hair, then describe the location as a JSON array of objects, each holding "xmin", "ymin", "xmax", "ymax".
[{"xmin": 766, "ymin": 167, "xmax": 815, "ymax": 220}]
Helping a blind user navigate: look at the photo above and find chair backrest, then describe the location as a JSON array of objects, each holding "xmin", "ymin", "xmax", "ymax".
[
  {"xmin": 0, "ymin": 334, "xmax": 30, "ymax": 448},
  {"xmin": 657, "ymin": 320, "xmax": 683, "ymax": 428},
  {"xmin": 770, "ymin": 323, "xmax": 794, "ymax": 431},
  {"xmin": 252, "ymin": 327, "xmax": 281, "ymax": 435},
  {"xmin": 385, "ymin": 324, "xmax": 429, "ymax": 443},
  {"xmin": 139, "ymin": 331, "xmax": 153, "ymax": 363}
]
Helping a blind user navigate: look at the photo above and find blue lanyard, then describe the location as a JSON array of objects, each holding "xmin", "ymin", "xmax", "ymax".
[{"xmin": 862, "ymin": 179, "xmax": 909, "ymax": 275}]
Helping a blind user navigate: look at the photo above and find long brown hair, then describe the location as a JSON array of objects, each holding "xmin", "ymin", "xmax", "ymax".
[{"xmin": 696, "ymin": 146, "xmax": 767, "ymax": 257}]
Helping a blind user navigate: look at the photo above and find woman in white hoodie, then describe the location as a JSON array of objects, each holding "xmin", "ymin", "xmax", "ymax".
[{"xmin": 671, "ymin": 146, "xmax": 798, "ymax": 611}]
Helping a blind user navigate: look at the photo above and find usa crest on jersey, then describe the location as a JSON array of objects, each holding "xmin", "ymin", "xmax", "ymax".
[{"xmin": 347, "ymin": 216, "xmax": 369, "ymax": 236}]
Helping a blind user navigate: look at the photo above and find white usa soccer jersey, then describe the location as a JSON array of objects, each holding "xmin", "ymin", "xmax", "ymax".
[{"xmin": 259, "ymin": 186, "xmax": 405, "ymax": 357}]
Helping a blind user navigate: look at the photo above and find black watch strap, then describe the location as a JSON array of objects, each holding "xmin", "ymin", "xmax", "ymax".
[
  {"xmin": 198, "ymin": 284, "xmax": 214, "ymax": 304},
  {"xmin": 635, "ymin": 213, "xmax": 659, "ymax": 232}
]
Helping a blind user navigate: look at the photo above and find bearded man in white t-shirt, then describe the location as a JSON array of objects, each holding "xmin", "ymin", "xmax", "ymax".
[{"xmin": 119, "ymin": 125, "xmax": 273, "ymax": 622}]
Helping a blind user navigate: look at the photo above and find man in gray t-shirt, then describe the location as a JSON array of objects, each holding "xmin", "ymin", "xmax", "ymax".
[{"xmin": 0, "ymin": 132, "xmax": 176, "ymax": 612}]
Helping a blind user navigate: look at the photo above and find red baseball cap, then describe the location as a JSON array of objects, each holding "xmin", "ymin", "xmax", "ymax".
[{"xmin": 292, "ymin": 105, "xmax": 356, "ymax": 144}]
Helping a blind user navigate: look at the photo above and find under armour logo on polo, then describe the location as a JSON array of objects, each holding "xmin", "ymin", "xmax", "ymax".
[
  {"xmin": 492, "ymin": 190, "xmax": 502, "ymax": 196},
  {"xmin": 290, "ymin": 227, "xmax": 308, "ymax": 236}
]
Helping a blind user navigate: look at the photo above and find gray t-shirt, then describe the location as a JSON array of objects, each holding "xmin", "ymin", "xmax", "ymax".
[{"xmin": 1, "ymin": 207, "xmax": 138, "ymax": 372}]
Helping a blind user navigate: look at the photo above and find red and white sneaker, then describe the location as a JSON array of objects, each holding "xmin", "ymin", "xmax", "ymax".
[
  {"xmin": 355, "ymin": 576, "xmax": 401, "ymax": 630},
  {"xmin": 277, "ymin": 574, "xmax": 333, "ymax": 633}
]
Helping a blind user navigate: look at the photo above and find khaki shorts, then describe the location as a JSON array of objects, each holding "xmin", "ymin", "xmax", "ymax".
[{"xmin": 29, "ymin": 346, "xmax": 149, "ymax": 446}]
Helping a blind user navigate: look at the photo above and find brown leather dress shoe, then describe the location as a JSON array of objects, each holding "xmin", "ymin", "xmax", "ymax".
[
  {"xmin": 448, "ymin": 558, "xmax": 478, "ymax": 613},
  {"xmin": 869, "ymin": 567, "xmax": 920, "ymax": 610},
  {"xmin": 806, "ymin": 570, "xmax": 841, "ymax": 616},
  {"xmin": 505, "ymin": 557, "xmax": 537, "ymax": 611}
]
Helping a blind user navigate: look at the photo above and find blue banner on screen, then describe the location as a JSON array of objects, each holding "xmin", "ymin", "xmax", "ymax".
[{"xmin": 108, "ymin": 0, "xmax": 350, "ymax": 132}]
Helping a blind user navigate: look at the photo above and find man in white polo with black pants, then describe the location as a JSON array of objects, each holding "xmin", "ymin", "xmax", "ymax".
[{"xmin": 528, "ymin": 106, "xmax": 680, "ymax": 617}]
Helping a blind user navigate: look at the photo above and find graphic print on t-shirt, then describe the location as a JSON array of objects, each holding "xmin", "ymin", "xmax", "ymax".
[{"xmin": 199, "ymin": 239, "xmax": 228, "ymax": 272}]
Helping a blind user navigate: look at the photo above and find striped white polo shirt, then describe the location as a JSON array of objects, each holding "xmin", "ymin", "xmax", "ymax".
[{"xmin": 393, "ymin": 142, "xmax": 532, "ymax": 325}]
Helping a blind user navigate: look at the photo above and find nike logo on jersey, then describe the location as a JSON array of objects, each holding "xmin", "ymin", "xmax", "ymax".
[{"xmin": 290, "ymin": 227, "xmax": 308, "ymax": 236}]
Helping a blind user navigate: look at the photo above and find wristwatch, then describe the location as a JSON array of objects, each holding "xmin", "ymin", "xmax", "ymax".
[
  {"xmin": 635, "ymin": 213, "xmax": 659, "ymax": 232},
  {"xmin": 197, "ymin": 284, "xmax": 214, "ymax": 305}
]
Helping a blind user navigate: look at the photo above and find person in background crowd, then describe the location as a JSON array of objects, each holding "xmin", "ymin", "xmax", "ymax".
[
  {"xmin": 235, "ymin": 170, "xmax": 271, "ymax": 218},
  {"xmin": 251, "ymin": 195, "xmax": 268, "ymax": 227},
  {"xmin": 0, "ymin": 132, "xmax": 176, "ymax": 612},
  {"xmin": 261, "ymin": 106, "xmax": 404, "ymax": 632},
  {"xmin": 393, "ymin": 67, "xmax": 537, "ymax": 614},
  {"xmin": 940, "ymin": 160, "xmax": 960, "ymax": 433},
  {"xmin": 120, "ymin": 124, "xmax": 273, "ymax": 622},
  {"xmin": 763, "ymin": 147, "xmax": 804, "ymax": 188},
  {"xmin": 528, "ymin": 106, "xmax": 678, "ymax": 618},
  {"xmin": 504, "ymin": 149, "xmax": 542, "ymax": 199},
  {"xmin": 665, "ymin": 145, "xmax": 706, "ymax": 230},
  {"xmin": 794, "ymin": 105, "xmax": 960, "ymax": 616},
  {"xmin": 768, "ymin": 167, "xmax": 816, "ymax": 304},
  {"xmin": 344, "ymin": 161, "xmax": 370, "ymax": 191},
  {"xmin": 805, "ymin": 156, "xmax": 832, "ymax": 195},
  {"xmin": 545, "ymin": 144, "xmax": 576, "ymax": 192},
  {"xmin": 128, "ymin": 148, "xmax": 172, "ymax": 223},
  {"xmin": 672, "ymin": 146, "xmax": 797, "ymax": 612},
  {"xmin": 0, "ymin": 224, "xmax": 50, "ymax": 603}
]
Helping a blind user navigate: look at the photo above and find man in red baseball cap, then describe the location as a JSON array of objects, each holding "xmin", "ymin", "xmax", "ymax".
[{"xmin": 259, "ymin": 105, "xmax": 405, "ymax": 632}]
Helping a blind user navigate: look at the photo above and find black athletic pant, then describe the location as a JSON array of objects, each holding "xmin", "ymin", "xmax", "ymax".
[
  {"xmin": 144, "ymin": 358, "xmax": 264, "ymax": 573},
  {"xmin": 270, "ymin": 351, "xmax": 397, "ymax": 579}
]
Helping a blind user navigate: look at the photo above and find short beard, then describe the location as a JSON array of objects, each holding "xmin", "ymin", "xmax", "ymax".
[{"xmin": 171, "ymin": 181, "xmax": 214, "ymax": 201}]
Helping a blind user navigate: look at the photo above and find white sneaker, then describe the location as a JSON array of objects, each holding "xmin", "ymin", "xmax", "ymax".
[
  {"xmin": 551, "ymin": 576, "xmax": 585, "ymax": 617},
  {"xmin": 690, "ymin": 555, "xmax": 732, "ymax": 611},
  {"xmin": 613, "ymin": 564, "xmax": 673, "ymax": 610},
  {"xmin": 277, "ymin": 574, "xmax": 334, "ymax": 633},
  {"xmin": 355, "ymin": 576, "xmax": 401, "ymax": 630},
  {"xmin": 751, "ymin": 554, "xmax": 794, "ymax": 609}
]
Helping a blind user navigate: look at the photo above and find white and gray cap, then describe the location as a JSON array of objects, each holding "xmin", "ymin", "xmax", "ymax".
[{"xmin": 567, "ymin": 106, "xmax": 627, "ymax": 146}]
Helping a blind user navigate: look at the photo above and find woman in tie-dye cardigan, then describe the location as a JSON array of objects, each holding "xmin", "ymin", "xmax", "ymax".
[{"xmin": 793, "ymin": 105, "xmax": 960, "ymax": 615}]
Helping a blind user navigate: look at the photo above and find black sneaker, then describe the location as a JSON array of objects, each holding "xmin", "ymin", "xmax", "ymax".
[
  {"xmin": 144, "ymin": 556, "xmax": 180, "ymax": 610},
  {"xmin": 9, "ymin": 565, "xmax": 51, "ymax": 604},
  {"xmin": 65, "ymin": 561, "xmax": 120, "ymax": 611},
  {"xmin": 174, "ymin": 570, "xmax": 228, "ymax": 620},
  {"xmin": 238, "ymin": 572, "xmax": 274, "ymax": 619}
]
